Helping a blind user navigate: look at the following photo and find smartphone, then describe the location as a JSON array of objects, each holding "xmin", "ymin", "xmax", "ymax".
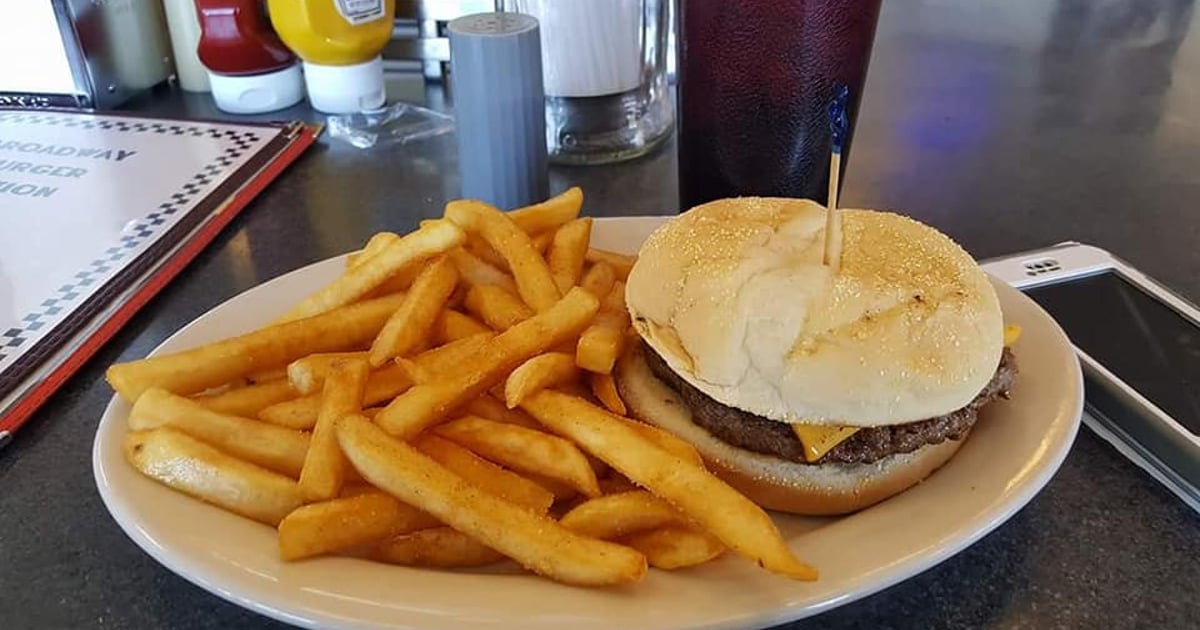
[{"xmin": 982, "ymin": 242, "xmax": 1200, "ymax": 511}]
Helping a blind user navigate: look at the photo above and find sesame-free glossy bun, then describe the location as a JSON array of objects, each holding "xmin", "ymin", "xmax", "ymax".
[{"xmin": 625, "ymin": 197, "xmax": 1003, "ymax": 426}]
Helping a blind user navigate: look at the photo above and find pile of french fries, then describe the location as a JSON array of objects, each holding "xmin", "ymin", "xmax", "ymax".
[{"xmin": 108, "ymin": 188, "xmax": 818, "ymax": 587}]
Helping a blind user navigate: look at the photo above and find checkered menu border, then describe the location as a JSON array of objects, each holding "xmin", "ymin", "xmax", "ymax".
[{"xmin": 0, "ymin": 112, "xmax": 262, "ymax": 367}]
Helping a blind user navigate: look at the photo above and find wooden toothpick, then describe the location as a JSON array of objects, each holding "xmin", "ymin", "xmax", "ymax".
[
  {"xmin": 823, "ymin": 85, "xmax": 850, "ymax": 273},
  {"xmin": 823, "ymin": 151, "xmax": 843, "ymax": 271}
]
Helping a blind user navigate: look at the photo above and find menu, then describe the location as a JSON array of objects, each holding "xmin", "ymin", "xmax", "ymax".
[{"xmin": 0, "ymin": 109, "xmax": 316, "ymax": 444}]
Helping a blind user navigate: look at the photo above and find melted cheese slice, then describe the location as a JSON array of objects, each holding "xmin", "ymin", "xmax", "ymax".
[
  {"xmin": 1004, "ymin": 323, "xmax": 1022, "ymax": 346},
  {"xmin": 791, "ymin": 425, "xmax": 861, "ymax": 462},
  {"xmin": 790, "ymin": 324, "xmax": 1019, "ymax": 463}
]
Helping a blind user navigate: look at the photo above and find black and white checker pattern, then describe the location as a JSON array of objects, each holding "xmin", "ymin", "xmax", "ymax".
[
  {"xmin": 0, "ymin": 111, "xmax": 262, "ymax": 143},
  {"xmin": 0, "ymin": 112, "xmax": 264, "ymax": 366}
]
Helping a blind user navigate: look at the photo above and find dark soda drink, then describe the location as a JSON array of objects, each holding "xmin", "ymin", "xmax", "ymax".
[{"xmin": 676, "ymin": 0, "xmax": 882, "ymax": 209}]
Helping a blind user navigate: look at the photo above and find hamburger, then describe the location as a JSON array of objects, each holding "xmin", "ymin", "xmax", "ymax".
[{"xmin": 616, "ymin": 197, "xmax": 1017, "ymax": 515}]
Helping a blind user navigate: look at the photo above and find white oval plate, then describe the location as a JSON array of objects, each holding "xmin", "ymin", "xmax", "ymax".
[{"xmin": 94, "ymin": 217, "xmax": 1083, "ymax": 630}]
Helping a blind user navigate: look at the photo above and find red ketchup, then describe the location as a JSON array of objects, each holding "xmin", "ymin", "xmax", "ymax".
[{"xmin": 194, "ymin": 0, "xmax": 304, "ymax": 114}]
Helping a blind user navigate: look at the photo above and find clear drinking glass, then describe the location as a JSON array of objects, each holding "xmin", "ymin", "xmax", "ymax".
[{"xmin": 500, "ymin": 0, "xmax": 673, "ymax": 165}]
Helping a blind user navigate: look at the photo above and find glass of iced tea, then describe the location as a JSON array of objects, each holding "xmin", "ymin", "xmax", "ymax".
[{"xmin": 676, "ymin": 0, "xmax": 882, "ymax": 209}]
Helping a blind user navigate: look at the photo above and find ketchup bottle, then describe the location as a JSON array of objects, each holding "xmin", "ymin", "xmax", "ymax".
[{"xmin": 195, "ymin": 0, "xmax": 304, "ymax": 114}]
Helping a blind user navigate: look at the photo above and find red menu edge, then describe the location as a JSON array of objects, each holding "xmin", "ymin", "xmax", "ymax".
[{"xmin": 0, "ymin": 124, "xmax": 319, "ymax": 440}]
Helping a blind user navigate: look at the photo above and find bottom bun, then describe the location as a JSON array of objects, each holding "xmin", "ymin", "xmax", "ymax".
[{"xmin": 616, "ymin": 348, "xmax": 967, "ymax": 516}]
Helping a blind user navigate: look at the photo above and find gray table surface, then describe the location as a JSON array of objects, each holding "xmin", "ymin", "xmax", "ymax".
[{"xmin": 3, "ymin": 0, "xmax": 1200, "ymax": 628}]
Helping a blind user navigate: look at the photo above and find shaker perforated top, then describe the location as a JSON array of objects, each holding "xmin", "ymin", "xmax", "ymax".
[{"xmin": 449, "ymin": 12, "xmax": 538, "ymax": 37}]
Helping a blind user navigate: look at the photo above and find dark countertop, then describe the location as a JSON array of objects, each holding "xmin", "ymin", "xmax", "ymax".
[{"xmin": 3, "ymin": 1, "xmax": 1199, "ymax": 628}]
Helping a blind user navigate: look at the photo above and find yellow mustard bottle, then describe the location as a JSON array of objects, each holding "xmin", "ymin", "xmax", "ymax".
[{"xmin": 268, "ymin": 0, "xmax": 396, "ymax": 114}]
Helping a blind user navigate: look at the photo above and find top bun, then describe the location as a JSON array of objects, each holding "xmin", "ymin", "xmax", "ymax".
[{"xmin": 625, "ymin": 197, "xmax": 1003, "ymax": 426}]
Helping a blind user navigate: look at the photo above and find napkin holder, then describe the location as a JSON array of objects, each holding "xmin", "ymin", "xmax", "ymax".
[{"xmin": 0, "ymin": 0, "xmax": 174, "ymax": 110}]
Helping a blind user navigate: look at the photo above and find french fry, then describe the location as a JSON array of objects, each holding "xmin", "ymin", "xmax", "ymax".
[
  {"xmin": 598, "ymin": 474, "xmax": 640, "ymax": 495},
  {"xmin": 106, "ymin": 292, "xmax": 406, "ymax": 401},
  {"xmin": 585, "ymin": 248, "xmax": 635, "ymax": 280},
  {"xmin": 464, "ymin": 284, "xmax": 533, "ymax": 331},
  {"xmin": 374, "ymin": 527, "xmax": 504, "ymax": 568},
  {"xmin": 577, "ymin": 281, "xmax": 630, "ymax": 374},
  {"xmin": 338, "ymin": 483, "xmax": 381, "ymax": 498},
  {"xmin": 393, "ymin": 357, "xmax": 432, "ymax": 385},
  {"xmin": 444, "ymin": 283, "xmax": 466, "ymax": 312},
  {"xmin": 622, "ymin": 527, "xmax": 726, "ymax": 570},
  {"xmin": 277, "ymin": 220, "xmax": 464, "ymax": 323},
  {"xmin": 586, "ymin": 452, "xmax": 611, "ymax": 479},
  {"xmin": 277, "ymin": 491, "xmax": 439, "ymax": 561},
  {"xmin": 561, "ymin": 491, "xmax": 685, "ymax": 539},
  {"xmin": 580, "ymin": 261, "xmax": 616, "ymax": 300},
  {"xmin": 600, "ymin": 278, "xmax": 627, "ymax": 312},
  {"xmin": 531, "ymin": 230, "xmax": 554, "ymax": 254},
  {"xmin": 576, "ymin": 324, "xmax": 626, "ymax": 373},
  {"xmin": 475, "ymin": 232, "xmax": 552, "ymax": 272},
  {"xmin": 433, "ymin": 309, "xmax": 491, "ymax": 343},
  {"xmin": 129, "ymin": 388, "xmax": 309, "ymax": 478},
  {"xmin": 464, "ymin": 395, "xmax": 542, "ymax": 430},
  {"xmin": 445, "ymin": 200, "xmax": 561, "ymax": 312},
  {"xmin": 590, "ymin": 372, "xmax": 627, "ymax": 415},
  {"xmin": 396, "ymin": 328, "xmax": 502, "ymax": 382},
  {"xmin": 413, "ymin": 331, "xmax": 494, "ymax": 374},
  {"xmin": 299, "ymin": 359, "xmax": 369, "ymax": 502},
  {"xmin": 504, "ymin": 352, "xmax": 579, "ymax": 409},
  {"xmin": 257, "ymin": 397, "xmax": 321, "ymax": 430},
  {"xmin": 434, "ymin": 416, "xmax": 601, "ymax": 498},
  {"xmin": 448, "ymin": 247, "xmax": 519, "ymax": 295},
  {"xmin": 192, "ymin": 379, "xmax": 296, "ymax": 417},
  {"xmin": 260, "ymin": 362, "xmax": 412, "ymax": 430},
  {"xmin": 374, "ymin": 287, "xmax": 599, "ymax": 440},
  {"xmin": 336, "ymin": 415, "xmax": 647, "ymax": 586},
  {"xmin": 246, "ymin": 366, "xmax": 287, "ymax": 383},
  {"xmin": 265, "ymin": 331, "xmax": 493, "ymax": 429},
  {"xmin": 527, "ymin": 472, "xmax": 580, "ymax": 502},
  {"xmin": 547, "ymin": 217, "xmax": 593, "ymax": 294},
  {"xmin": 366, "ymin": 263, "xmax": 424, "ymax": 298},
  {"xmin": 369, "ymin": 256, "xmax": 459, "ymax": 366},
  {"xmin": 414, "ymin": 434, "xmax": 554, "ymax": 513},
  {"xmin": 554, "ymin": 379, "xmax": 595, "ymax": 401},
  {"xmin": 612, "ymin": 351, "xmax": 706, "ymax": 469},
  {"xmin": 520, "ymin": 391, "xmax": 817, "ymax": 580},
  {"xmin": 126, "ymin": 428, "xmax": 302, "ymax": 526},
  {"xmin": 621, "ymin": 419, "xmax": 704, "ymax": 467},
  {"xmin": 465, "ymin": 236, "xmax": 511, "ymax": 273},
  {"xmin": 507, "ymin": 187, "xmax": 583, "ymax": 235},
  {"xmin": 347, "ymin": 231, "xmax": 400, "ymax": 268},
  {"xmin": 287, "ymin": 351, "xmax": 369, "ymax": 395}
]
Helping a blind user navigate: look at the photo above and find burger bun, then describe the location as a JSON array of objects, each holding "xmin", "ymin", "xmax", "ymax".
[{"xmin": 625, "ymin": 197, "xmax": 1004, "ymax": 426}]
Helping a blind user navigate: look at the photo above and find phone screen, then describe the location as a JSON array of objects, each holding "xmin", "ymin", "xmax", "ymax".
[{"xmin": 1025, "ymin": 272, "xmax": 1200, "ymax": 435}]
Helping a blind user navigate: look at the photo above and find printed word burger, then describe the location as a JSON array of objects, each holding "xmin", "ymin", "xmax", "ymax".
[{"xmin": 617, "ymin": 197, "xmax": 1017, "ymax": 515}]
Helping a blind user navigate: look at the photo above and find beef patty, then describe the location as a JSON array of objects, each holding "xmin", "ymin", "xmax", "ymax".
[{"xmin": 643, "ymin": 344, "xmax": 1017, "ymax": 465}]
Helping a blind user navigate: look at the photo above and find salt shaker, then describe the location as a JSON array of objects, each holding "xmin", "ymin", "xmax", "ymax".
[{"xmin": 447, "ymin": 12, "xmax": 549, "ymax": 209}]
